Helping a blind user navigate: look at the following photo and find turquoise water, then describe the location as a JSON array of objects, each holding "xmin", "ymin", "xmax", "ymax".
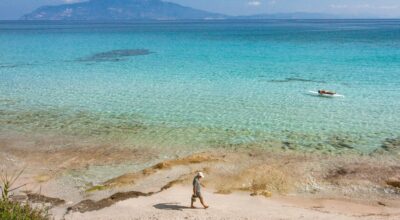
[{"xmin": 1, "ymin": 20, "xmax": 400, "ymax": 152}]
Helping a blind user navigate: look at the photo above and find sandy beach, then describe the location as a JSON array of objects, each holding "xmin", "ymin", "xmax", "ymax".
[
  {"xmin": 63, "ymin": 186, "xmax": 400, "ymax": 220},
  {"xmin": 1, "ymin": 132, "xmax": 399, "ymax": 220}
]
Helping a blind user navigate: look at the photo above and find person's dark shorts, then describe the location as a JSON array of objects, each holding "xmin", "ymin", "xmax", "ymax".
[{"xmin": 191, "ymin": 193, "xmax": 202, "ymax": 202}]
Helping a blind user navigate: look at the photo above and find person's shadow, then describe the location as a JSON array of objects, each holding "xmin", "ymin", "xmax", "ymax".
[{"xmin": 153, "ymin": 203, "xmax": 191, "ymax": 211}]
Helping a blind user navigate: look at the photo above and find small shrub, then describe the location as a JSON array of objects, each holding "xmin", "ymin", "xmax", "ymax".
[
  {"xmin": 1, "ymin": 170, "xmax": 49, "ymax": 220},
  {"xmin": 0, "ymin": 199, "xmax": 49, "ymax": 220}
]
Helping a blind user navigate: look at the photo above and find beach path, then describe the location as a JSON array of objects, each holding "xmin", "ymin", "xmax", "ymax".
[{"xmin": 64, "ymin": 186, "xmax": 399, "ymax": 220}]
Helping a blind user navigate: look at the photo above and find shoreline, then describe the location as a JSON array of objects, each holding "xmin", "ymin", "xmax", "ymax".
[{"xmin": 1, "ymin": 132, "xmax": 399, "ymax": 219}]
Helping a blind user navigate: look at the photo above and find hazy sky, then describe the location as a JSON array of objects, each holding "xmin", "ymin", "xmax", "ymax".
[{"xmin": 1, "ymin": 0, "xmax": 400, "ymax": 20}]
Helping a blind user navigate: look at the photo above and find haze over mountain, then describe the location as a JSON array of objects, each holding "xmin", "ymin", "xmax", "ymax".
[{"xmin": 22, "ymin": 0, "xmax": 225, "ymax": 20}]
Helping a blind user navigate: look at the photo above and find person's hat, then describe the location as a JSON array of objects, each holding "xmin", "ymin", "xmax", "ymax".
[{"xmin": 197, "ymin": 172, "xmax": 204, "ymax": 178}]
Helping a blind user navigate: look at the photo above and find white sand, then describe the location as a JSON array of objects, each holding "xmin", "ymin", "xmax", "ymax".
[{"xmin": 63, "ymin": 186, "xmax": 399, "ymax": 220}]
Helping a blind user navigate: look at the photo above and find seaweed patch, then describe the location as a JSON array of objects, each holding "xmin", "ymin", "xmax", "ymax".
[{"xmin": 78, "ymin": 49, "xmax": 154, "ymax": 62}]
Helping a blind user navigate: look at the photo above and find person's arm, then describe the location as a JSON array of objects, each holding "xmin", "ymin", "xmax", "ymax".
[{"xmin": 193, "ymin": 179, "xmax": 198, "ymax": 195}]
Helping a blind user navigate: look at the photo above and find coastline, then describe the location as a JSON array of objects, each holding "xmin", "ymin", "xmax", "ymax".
[
  {"xmin": 1, "ymin": 19, "xmax": 400, "ymax": 220},
  {"xmin": 2, "ymin": 132, "xmax": 399, "ymax": 219}
]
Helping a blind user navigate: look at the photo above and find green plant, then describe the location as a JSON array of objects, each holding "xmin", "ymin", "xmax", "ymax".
[
  {"xmin": 0, "ymin": 170, "xmax": 49, "ymax": 220},
  {"xmin": 1, "ymin": 170, "xmax": 24, "ymax": 202}
]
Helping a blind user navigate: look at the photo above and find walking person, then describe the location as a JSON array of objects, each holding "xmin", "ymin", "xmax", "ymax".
[{"xmin": 191, "ymin": 172, "xmax": 209, "ymax": 209}]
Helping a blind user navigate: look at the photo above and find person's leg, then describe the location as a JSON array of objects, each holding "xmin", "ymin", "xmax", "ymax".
[
  {"xmin": 199, "ymin": 195, "xmax": 209, "ymax": 209},
  {"xmin": 191, "ymin": 195, "xmax": 196, "ymax": 208}
]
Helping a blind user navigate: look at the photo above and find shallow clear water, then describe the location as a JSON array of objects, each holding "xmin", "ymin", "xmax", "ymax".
[{"xmin": 1, "ymin": 20, "xmax": 400, "ymax": 152}]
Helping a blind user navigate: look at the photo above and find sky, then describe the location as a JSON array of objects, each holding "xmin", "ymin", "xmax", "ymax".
[{"xmin": 0, "ymin": 0, "xmax": 400, "ymax": 20}]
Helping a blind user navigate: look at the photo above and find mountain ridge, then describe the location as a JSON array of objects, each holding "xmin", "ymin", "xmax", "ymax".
[
  {"xmin": 22, "ymin": 0, "xmax": 225, "ymax": 20},
  {"xmin": 22, "ymin": 0, "xmax": 350, "ymax": 21}
]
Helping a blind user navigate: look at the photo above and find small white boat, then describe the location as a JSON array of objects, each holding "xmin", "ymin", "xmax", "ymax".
[{"xmin": 308, "ymin": 91, "xmax": 344, "ymax": 98}]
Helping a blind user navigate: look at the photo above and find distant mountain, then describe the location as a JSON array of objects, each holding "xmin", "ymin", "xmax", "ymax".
[
  {"xmin": 22, "ymin": 0, "xmax": 345, "ymax": 21},
  {"xmin": 22, "ymin": 0, "xmax": 225, "ymax": 20}
]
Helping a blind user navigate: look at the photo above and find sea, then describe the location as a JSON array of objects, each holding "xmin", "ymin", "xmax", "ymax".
[{"xmin": 1, "ymin": 20, "xmax": 400, "ymax": 154}]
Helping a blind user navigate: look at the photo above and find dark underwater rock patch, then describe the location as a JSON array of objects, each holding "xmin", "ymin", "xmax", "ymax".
[
  {"xmin": 0, "ymin": 109, "xmax": 147, "ymax": 137},
  {"xmin": 371, "ymin": 137, "xmax": 400, "ymax": 156},
  {"xmin": 281, "ymin": 141, "xmax": 297, "ymax": 150},
  {"xmin": 268, "ymin": 77, "xmax": 326, "ymax": 84},
  {"xmin": 78, "ymin": 49, "xmax": 153, "ymax": 62},
  {"xmin": 328, "ymin": 136, "xmax": 355, "ymax": 150},
  {"xmin": 381, "ymin": 138, "xmax": 400, "ymax": 152}
]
